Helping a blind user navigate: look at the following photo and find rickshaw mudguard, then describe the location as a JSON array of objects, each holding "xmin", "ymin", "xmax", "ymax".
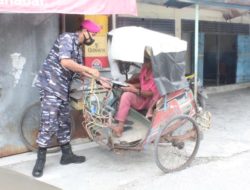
[{"xmin": 145, "ymin": 88, "xmax": 196, "ymax": 144}]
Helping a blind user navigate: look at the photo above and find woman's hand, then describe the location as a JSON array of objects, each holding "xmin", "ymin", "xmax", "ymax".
[
  {"xmin": 121, "ymin": 84, "xmax": 138, "ymax": 93},
  {"xmin": 99, "ymin": 77, "xmax": 112, "ymax": 89}
]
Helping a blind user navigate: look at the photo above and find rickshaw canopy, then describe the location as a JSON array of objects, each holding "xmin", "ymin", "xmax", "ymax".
[{"xmin": 108, "ymin": 26, "xmax": 188, "ymax": 95}]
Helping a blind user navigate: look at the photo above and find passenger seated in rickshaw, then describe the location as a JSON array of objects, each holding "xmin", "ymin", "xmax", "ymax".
[{"xmin": 111, "ymin": 57, "xmax": 160, "ymax": 137}]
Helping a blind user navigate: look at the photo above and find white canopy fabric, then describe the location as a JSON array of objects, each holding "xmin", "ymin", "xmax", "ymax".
[
  {"xmin": 0, "ymin": 0, "xmax": 137, "ymax": 15},
  {"xmin": 108, "ymin": 26, "xmax": 188, "ymax": 95},
  {"xmin": 108, "ymin": 26, "xmax": 187, "ymax": 64}
]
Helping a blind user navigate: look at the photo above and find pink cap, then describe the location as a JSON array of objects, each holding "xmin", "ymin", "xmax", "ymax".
[{"xmin": 81, "ymin": 19, "xmax": 101, "ymax": 33}]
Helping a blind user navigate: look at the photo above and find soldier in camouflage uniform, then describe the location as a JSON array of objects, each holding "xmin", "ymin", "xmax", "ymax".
[{"xmin": 32, "ymin": 20, "xmax": 101, "ymax": 178}]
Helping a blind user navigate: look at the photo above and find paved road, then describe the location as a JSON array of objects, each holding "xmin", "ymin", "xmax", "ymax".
[{"xmin": 1, "ymin": 88, "xmax": 250, "ymax": 190}]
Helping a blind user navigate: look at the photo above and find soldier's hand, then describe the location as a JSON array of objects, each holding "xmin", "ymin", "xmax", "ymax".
[
  {"xmin": 88, "ymin": 68, "xmax": 100, "ymax": 79},
  {"xmin": 82, "ymin": 67, "xmax": 100, "ymax": 79}
]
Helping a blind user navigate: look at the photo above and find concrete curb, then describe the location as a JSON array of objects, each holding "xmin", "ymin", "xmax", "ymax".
[
  {"xmin": 206, "ymin": 82, "xmax": 250, "ymax": 94},
  {"xmin": 0, "ymin": 140, "xmax": 98, "ymax": 167}
]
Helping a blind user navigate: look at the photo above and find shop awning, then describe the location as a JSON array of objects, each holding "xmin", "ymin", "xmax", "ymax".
[{"xmin": 0, "ymin": 0, "xmax": 137, "ymax": 15}]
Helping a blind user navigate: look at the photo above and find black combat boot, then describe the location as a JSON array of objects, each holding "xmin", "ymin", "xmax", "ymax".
[
  {"xmin": 60, "ymin": 143, "xmax": 86, "ymax": 165},
  {"xmin": 32, "ymin": 147, "xmax": 47, "ymax": 177}
]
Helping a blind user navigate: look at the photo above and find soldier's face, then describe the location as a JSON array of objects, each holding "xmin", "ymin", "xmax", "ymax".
[{"xmin": 83, "ymin": 31, "xmax": 96, "ymax": 46}]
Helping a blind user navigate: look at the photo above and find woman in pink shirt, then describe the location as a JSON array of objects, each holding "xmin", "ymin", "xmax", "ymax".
[{"xmin": 112, "ymin": 57, "xmax": 160, "ymax": 137}]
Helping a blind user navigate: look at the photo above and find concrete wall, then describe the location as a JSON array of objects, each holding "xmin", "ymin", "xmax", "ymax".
[
  {"xmin": 136, "ymin": 3, "xmax": 250, "ymax": 22},
  {"xmin": 0, "ymin": 14, "xmax": 59, "ymax": 157},
  {"xmin": 140, "ymin": 3, "xmax": 250, "ymax": 37}
]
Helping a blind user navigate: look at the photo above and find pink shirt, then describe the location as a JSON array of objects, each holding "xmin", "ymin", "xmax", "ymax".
[
  {"xmin": 115, "ymin": 65, "xmax": 161, "ymax": 122},
  {"xmin": 139, "ymin": 65, "xmax": 160, "ymax": 100}
]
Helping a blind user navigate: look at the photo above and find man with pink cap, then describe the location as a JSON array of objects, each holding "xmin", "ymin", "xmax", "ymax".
[{"xmin": 32, "ymin": 19, "xmax": 101, "ymax": 177}]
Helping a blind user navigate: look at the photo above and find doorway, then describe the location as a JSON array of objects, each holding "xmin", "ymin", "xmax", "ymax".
[{"xmin": 204, "ymin": 34, "xmax": 237, "ymax": 86}]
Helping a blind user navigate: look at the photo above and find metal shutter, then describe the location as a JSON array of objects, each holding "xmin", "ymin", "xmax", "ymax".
[
  {"xmin": 182, "ymin": 19, "xmax": 250, "ymax": 35},
  {"xmin": 117, "ymin": 17, "xmax": 175, "ymax": 35}
]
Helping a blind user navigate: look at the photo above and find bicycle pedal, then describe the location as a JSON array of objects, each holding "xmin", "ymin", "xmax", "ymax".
[
  {"xmin": 172, "ymin": 141, "xmax": 185, "ymax": 149},
  {"xmin": 124, "ymin": 126, "xmax": 132, "ymax": 132}
]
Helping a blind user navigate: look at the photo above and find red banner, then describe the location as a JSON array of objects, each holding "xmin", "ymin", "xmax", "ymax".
[
  {"xmin": 85, "ymin": 57, "xmax": 109, "ymax": 69},
  {"xmin": 0, "ymin": 0, "xmax": 137, "ymax": 15}
]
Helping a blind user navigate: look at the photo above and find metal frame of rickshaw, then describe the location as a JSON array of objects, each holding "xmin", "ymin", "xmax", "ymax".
[{"xmin": 80, "ymin": 70, "xmax": 201, "ymax": 173}]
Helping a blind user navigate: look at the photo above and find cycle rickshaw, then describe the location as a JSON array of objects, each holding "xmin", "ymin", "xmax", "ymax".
[{"xmin": 72, "ymin": 26, "xmax": 211, "ymax": 173}]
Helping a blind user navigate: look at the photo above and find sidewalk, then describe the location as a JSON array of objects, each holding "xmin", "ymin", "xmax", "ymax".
[
  {"xmin": 0, "ymin": 167, "xmax": 60, "ymax": 190},
  {"xmin": 1, "ymin": 87, "xmax": 250, "ymax": 190},
  {"xmin": 198, "ymin": 87, "xmax": 250, "ymax": 158}
]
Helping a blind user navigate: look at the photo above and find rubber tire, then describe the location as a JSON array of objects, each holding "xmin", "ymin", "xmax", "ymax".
[
  {"xmin": 154, "ymin": 115, "xmax": 200, "ymax": 173},
  {"xmin": 19, "ymin": 102, "xmax": 75, "ymax": 153}
]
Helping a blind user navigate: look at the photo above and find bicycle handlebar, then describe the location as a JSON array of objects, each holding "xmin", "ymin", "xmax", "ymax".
[{"xmin": 82, "ymin": 71, "xmax": 129, "ymax": 90}]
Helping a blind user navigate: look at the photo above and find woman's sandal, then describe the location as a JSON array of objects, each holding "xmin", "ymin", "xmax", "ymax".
[
  {"xmin": 110, "ymin": 126, "xmax": 132, "ymax": 138},
  {"xmin": 110, "ymin": 126, "xmax": 123, "ymax": 137},
  {"xmin": 112, "ymin": 131, "xmax": 123, "ymax": 138}
]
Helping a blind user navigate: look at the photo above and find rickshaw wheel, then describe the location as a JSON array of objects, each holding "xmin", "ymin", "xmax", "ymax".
[
  {"xmin": 19, "ymin": 102, "xmax": 75, "ymax": 153},
  {"xmin": 154, "ymin": 115, "xmax": 200, "ymax": 173}
]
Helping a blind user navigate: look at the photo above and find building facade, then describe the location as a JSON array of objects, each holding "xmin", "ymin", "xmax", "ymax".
[{"xmin": 118, "ymin": 2, "xmax": 250, "ymax": 86}]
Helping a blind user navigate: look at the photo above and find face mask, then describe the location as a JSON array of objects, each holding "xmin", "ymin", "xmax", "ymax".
[{"xmin": 83, "ymin": 31, "xmax": 95, "ymax": 46}]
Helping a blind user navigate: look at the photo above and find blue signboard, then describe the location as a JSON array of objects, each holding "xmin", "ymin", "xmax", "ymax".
[{"xmin": 236, "ymin": 35, "xmax": 250, "ymax": 83}]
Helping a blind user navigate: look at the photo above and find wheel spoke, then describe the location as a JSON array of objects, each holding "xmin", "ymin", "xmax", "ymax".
[
  {"xmin": 20, "ymin": 102, "xmax": 75, "ymax": 153},
  {"xmin": 154, "ymin": 115, "xmax": 200, "ymax": 173}
]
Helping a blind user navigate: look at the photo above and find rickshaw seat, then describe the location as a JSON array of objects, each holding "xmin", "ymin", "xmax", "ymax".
[
  {"xmin": 167, "ymin": 89, "xmax": 186, "ymax": 101},
  {"xmin": 156, "ymin": 88, "xmax": 187, "ymax": 110}
]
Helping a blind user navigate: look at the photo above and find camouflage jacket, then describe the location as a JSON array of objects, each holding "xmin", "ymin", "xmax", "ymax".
[{"xmin": 35, "ymin": 32, "xmax": 83, "ymax": 101}]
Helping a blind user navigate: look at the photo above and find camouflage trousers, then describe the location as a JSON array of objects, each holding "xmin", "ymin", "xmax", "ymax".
[{"xmin": 36, "ymin": 90, "xmax": 71, "ymax": 147}]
